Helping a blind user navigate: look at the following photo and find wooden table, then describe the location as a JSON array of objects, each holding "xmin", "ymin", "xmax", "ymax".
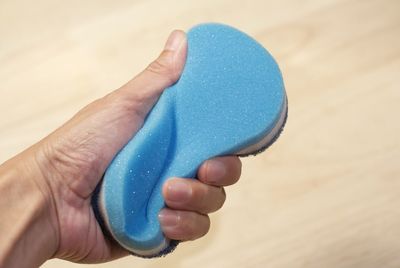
[{"xmin": 1, "ymin": 0, "xmax": 399, "ymax": 267}]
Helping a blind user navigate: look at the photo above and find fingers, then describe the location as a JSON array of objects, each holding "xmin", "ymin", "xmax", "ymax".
[
  {"xmin": 197, "ymin": 156, "xmax": 242, "ymax": 186},
  {"xmin": 158, "ymin": 209, "xmax": 210, "ymax": 241},
  {"xmin": 160, "ymin": 156, "xmax": 242, "ymax": 241},
  {"xmin": 163, "ymin": 178, "xmax": 226, "ymax": 214}
]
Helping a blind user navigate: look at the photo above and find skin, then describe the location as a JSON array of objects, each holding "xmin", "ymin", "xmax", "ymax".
[{"xmin": 0, "ymin": 30, "xmax": 242, "ymax": 267}]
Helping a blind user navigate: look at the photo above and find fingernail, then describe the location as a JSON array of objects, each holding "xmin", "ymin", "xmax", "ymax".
[
  {"xmin": 164, "ymin": 30, "xmax": 185, "ymax": 51},
  {"xmin": 159, "ymin": 210, "xmax": 179, "ymax": 228},
  {"xmin": 207, "ymin": 159, "xmax": 226, "ymax": 181},
  {"xmin": 165, "ymin": 180, "xmax": 192, "ymax": 202}
]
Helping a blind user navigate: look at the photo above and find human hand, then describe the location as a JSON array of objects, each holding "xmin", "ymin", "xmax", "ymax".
[{"xmin": 0, "ymin": 30, "xmax": 241, "ymax": 266}]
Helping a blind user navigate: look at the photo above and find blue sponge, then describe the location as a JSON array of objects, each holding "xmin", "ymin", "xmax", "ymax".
[{"xmin": 93, "ymin": 23, "xmax": 287, "ymax": 257}]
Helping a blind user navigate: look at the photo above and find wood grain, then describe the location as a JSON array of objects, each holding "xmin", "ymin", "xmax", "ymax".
[{"xmin": 1, "ymin": 0, "xmax": 399, "ymax": 267}]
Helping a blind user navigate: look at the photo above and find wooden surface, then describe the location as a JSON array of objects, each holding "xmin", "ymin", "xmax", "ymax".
[{"xmin": 1, "ymin": 0, "xmax": 400, "ymax": 267}]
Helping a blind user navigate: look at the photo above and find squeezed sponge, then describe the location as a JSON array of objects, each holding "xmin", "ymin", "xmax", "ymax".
[{"xmin": 93, "ymin": 23, "xmax": 287, "ymax": 257}]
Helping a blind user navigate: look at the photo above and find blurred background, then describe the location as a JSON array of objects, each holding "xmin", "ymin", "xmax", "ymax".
[{"xmin": 1, "ymin": 0, "xmax": 399, "ymax": 267}]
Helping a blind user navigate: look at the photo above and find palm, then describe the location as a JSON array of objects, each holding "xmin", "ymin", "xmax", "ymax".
[
  {"xmin": 45, "ymin": 95, "xmax": 147, "ymax": 262},
  {"xmin": 55, "ymin": 194, "xmax": 125, "ymax": 262}
]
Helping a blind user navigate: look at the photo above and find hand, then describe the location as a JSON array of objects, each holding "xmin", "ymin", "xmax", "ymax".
[{"xmin": 0, "ymin": 30, "xmax": 242, "ymax": 266}]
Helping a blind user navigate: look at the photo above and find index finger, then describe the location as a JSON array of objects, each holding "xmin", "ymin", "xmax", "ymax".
[{"xmin": 197, "ymin": 156, "xmax": 242, "ymax": 186}]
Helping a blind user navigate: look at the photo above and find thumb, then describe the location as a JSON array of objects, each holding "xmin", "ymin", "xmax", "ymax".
[
  {"xmin": 31, "ymin": 30, "xmax": 187, "ymax": 199},
  {"xmin": 114, "ymin": 30, "xmax": 187, "ymax": 118}
]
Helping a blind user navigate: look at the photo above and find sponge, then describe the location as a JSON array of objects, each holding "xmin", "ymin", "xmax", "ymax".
[{"xmin": 93, "ymin": 23, "xmax": 287, "ymax": 257}]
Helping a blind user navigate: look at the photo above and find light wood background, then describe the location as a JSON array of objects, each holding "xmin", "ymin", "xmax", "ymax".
[{"xmin": 1, "ymin": 0, "xmax": 399, "ymax": 267}]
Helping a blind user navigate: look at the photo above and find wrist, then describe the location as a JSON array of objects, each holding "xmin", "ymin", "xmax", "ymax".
[{"xmin": 0, "ymin": 147, "xmax": 58, "ymax": 267}]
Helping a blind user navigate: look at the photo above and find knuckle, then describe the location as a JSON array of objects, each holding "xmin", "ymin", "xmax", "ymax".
[
  {"xmin": 226, "ymin": 158, "xmax": 242, "ymax": 184},
  {"xmin": 234, "ymin": 158, "xmax": 242, "ymax": 179},
  {"xmin": 187, "ymin": 213, "xmax": 209, "ymax": 240},
  {"xmin": 209, "ymin": 187, "xmax": 226, "ymax": 212},
  {"xmin": 146, "ymin": 51, "xmax": 177, "ymax": 83},
  {"xmin": 176, "ymin": 212, "xmax": 210, "ymax": 241},
  {"xmin": 204, "ymin": 216, "xmax": 211, "ymax": 233},
  {"xmin": 191, "ymin": 183, "xmax": 227, "ymax": 213},
  {"xmin": 219, "ymin": 187, "xmax": 227, "ymax": 208},
  {"xmin": 226, "ymin": 157, "xmax": 240, "ymax": 176},
  {"xmin": 192, "ymin": 183, "xmax": 209, "ymax": 210},
  {"xmin": 196, "ymin": 216, "xmax": 211, "ymax": 239}
]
